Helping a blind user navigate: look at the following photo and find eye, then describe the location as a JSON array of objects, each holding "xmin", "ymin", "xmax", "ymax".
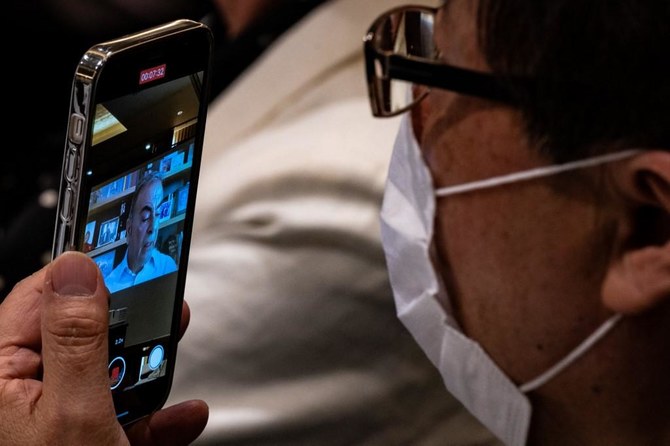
[{"xmin": 141, "ymin": 209, "xmax": 151, "ymax": 222}]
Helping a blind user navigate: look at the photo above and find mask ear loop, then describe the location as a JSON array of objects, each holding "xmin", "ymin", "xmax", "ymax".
[
  {"xmin": 435, "ymin": 149, "xmax": 641, "ymax": 197},
  {"xmin": 430, "ymin": 149, "xmax": 637, "ymax": 393},
  {"xmin": 519, "ymin": 313, "xmax": 623, "ymax": 393}
]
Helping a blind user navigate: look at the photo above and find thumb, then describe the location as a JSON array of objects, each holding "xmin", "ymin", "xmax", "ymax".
[{"xmin": 40, "ymin": 251, "xmax": 119, "ymax": 433}]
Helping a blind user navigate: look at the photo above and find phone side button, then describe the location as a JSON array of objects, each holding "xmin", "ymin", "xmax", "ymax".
[
  {"xmin": 66, "ymin": 148, "xmax": 78, "ymax": 182},
  {"xmin": 60, "ymin": 188, "xmax": 73, "ymax": 221},
  {"xmin": 69, "ymin": 113, "xmax": 85, "ymax": 144}
]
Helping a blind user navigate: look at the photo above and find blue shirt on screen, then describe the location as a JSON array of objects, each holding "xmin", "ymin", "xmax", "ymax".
[{"xmin": 105, "ymin": 248, "xmax": 178, "ymax": 293}]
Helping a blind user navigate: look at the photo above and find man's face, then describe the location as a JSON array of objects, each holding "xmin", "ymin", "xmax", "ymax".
[
  {"xmin": 126, "ymin": 179, "xmax": 163, "ymax": 273},
  {"xmin": 414, "ymin": 0, "xmax": 617, "ymax": 387}
]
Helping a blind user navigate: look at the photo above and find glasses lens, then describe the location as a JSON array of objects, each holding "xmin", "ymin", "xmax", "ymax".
[
  {"xmin": 370, "ymin": 8, "xmax": 435, "ymax": 115},
  {"xmin": 375, "ymin": 9, "xmax": 435, "ymax": 58}
]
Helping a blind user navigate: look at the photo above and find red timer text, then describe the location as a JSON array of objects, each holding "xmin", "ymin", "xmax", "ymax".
[{"xmin": 139, "ymin": 64, "xmax": 167, "ymax": 85}]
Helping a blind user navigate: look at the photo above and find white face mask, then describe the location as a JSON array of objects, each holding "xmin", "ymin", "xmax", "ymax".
[{"xmin": 380, "ymin": 115, "xmax": 637, "ymax": 445}]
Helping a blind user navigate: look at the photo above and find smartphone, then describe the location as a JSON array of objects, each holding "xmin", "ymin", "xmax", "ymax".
[{"xmin": 52, "ymin": 19, "xmax": 212, "ymax": 426}]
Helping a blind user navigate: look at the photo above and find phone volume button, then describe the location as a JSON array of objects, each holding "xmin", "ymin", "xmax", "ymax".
[
  {"xmin": 60, "ymin": 187, "xmax": 73, "ymax": 221},
  {"xmin": 66, "ymin": 148, "xmax": 78, "ymax": 182}
]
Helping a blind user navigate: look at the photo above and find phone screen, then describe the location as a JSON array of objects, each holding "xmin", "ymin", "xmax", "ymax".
[
  {"xmin": 89, "ymin": 73, "xmax": 202, "ymax": 420},
  {"xmin": 53, "ymin": 20, "xmax": 211, "ymax": 424}
]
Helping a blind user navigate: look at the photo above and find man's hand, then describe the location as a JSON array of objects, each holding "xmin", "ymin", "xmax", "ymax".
[{"xmin": 0, "ymin": 251, "xmax": 208, "ymax": 445}]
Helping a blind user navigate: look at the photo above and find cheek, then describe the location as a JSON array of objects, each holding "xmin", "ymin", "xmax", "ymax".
[
  {"xmin": 432, "ymin": 184, "xmax": 617, "ymax": 383},
  {"xmin": 138, "ymin": 222, "xmax": 148, "ymax": 234},
  {"xmin": 433, "ymin": 193, "xmax": 517, "ymax": 313},
  {"xmin": 434, "ymin": 185, "xmax": 579, "ymax": 318},
  {"xmin": 431, "ymin": 192, "xmax": 543, "ymax": 381}
]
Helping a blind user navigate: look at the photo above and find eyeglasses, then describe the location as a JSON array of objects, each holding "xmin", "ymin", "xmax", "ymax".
[{"xmin": 364, "ymin": 5, "xmax": 526, "ymax": 117}]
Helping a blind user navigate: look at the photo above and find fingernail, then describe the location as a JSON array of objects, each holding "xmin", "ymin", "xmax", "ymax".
[{"xmin": 51, "ymin": 252, "xmax": 99, "ymax": 296}]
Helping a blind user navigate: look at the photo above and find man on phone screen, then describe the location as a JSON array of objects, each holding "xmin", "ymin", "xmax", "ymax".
[{"xmin": 105, "ymin": 172, "xmax": 177, "ymax": 293}]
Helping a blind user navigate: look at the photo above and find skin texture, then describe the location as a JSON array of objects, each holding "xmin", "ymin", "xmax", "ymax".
[
  {"xmin": 413, "ymin": 1, "xmax": 670, "ymax": 444},
  {"xmin": 126, "ymin": 179, "xmax": 163, "ymax": 274},
  {"xmin": 0, "ymin": 252, "xmax": 208, "ymax": 445}
]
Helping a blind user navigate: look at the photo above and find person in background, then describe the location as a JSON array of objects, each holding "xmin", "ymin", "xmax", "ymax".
[
  {"xmin": 166, "ymin": 0, "xmax": 498, "ymax": 444},
  {"xmin": 366, "ymin": 1, "xmax": 670, "ymax": 445},
  {"xmin": 0, "ymin": 251, "xmax": 208, "ymax": 445}
]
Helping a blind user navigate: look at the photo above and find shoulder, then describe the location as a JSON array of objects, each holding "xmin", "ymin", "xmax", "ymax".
[
  {"xmin": 103, "ymin": 255, "xmax": 128, "ymax": 293},
  {"xmin": 152, "ymin": 250, "xmax": 177, "ymax": 273},
  {"xmin": 105, "ymin": 254, "xmax": 127, "ymax": 282}
]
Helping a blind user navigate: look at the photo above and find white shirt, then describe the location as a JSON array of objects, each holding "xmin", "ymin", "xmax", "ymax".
[{"xmin": 105, "ymin": 248, "xmax": 177, "ymax": 293}]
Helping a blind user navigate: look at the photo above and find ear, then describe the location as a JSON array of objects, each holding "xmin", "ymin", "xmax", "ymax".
[{"xmin": 602, "ymin": 150, "xmax": 670, "ymax": 314}]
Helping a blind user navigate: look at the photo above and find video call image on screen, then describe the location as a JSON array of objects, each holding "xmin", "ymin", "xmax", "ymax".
[
  {"xmin": 81, "ymin": 72, "xmax": 202, "ymax": 393},
  {"xmin": 87, "ymin": 145, "xmax": 193, "ymax": 293}
]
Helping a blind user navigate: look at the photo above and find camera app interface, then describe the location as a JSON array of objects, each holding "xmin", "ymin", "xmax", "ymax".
[{"xmin": 81, "ymin": 69, "xmax": 203, "ymax": 413}]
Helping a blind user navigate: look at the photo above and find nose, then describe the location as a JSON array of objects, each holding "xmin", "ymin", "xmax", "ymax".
[{"xmin": 147, "ymin": 215, "xmax": 158, "ymax": 234}]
